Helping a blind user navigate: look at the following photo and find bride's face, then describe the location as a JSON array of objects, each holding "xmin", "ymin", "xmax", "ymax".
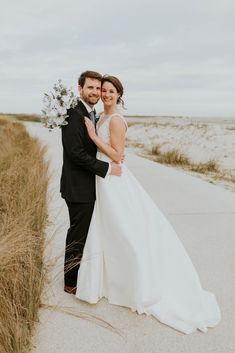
[{"xmin": 101, "ymin": 81, "xmax": 120, "ymax": 108}]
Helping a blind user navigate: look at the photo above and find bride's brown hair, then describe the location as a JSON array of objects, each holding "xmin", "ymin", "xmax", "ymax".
[{"xmin": 102, "ymin": 75, "xmax": 125, "ymax": 108}]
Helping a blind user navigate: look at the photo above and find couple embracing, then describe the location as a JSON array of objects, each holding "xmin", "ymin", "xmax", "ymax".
[{"xmin": 60, "ymin": 70, "xmax": 221, "ymax": 334}]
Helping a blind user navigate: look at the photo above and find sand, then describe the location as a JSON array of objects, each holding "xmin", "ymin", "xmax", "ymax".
[{"xmin": 126, "ymin": 116, "xmax": 235, "ymax": 192}]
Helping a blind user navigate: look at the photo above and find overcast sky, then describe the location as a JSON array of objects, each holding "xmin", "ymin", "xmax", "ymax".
[{"xmin": 1, "ymin": 0, "xmax": 234, "ymax": 117}]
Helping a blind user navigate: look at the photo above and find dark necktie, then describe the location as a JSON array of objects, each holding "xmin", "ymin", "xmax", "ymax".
[{"xmin": 89, "ymin": 111, "xmax": 96, "ymax": 125}]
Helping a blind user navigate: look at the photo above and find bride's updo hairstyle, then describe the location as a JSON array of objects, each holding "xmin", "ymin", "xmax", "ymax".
[{"xmin": 102, "ymin": 75, "xmax": 125, "ymax": 108}]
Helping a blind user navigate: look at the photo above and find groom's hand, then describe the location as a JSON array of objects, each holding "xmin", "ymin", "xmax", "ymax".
[{"xmin": 110, "ymin": 162, "xmax": 122, "ymax": 176}]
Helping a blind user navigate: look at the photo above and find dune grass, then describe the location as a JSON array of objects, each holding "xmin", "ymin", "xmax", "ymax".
[
  {"xmin": 150, "ymin": 145, "xmax": 220, "ymax": 174},
  {"xmin": 0, "ymin": 119, "xmax": 49, "ymax": 353},
  {"xmin": 0, "ymin": 113, "xmax": 41, "ymax": 123},
  {"xmin": 151, "ymin": 147, "xmax": 191, "ymax": 166}
]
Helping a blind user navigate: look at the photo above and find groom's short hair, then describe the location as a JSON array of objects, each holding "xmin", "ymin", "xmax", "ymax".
[{"xmin": 78, "ymin": 71, "xmax": 102, "ymax": 87}]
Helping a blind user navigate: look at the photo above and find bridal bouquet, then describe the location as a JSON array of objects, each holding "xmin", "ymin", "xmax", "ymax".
[{"xmin": 41, "ymin": 80, "xmax": 78, "ymax": 130}]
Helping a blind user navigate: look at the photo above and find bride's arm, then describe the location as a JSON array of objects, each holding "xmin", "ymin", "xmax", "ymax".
[{"xmin": 84, "ymin": 115, "xmax": 126, "ymax": 163}]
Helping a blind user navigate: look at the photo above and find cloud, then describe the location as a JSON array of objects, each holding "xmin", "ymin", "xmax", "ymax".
[{"xmin": 0, "ymin": 0, "xmax": 235, "ymax": 116}]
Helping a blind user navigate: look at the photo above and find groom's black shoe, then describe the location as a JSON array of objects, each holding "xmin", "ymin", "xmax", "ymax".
[{"xmin": 64, "ymin": 285, "xmax": 77, "ymax": 295}]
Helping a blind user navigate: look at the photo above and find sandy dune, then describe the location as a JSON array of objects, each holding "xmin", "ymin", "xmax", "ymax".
[{"xmin": 126, "ymin": 116, "xmax": 235, "ymax": 192}]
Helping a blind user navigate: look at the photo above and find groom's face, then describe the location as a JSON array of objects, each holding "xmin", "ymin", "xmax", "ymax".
[{"xmin": 79, "ymin": 78, "xmax": 101, "ymax": 107}]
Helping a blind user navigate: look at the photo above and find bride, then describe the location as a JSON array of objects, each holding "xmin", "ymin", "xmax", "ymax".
[{"xmin": 75, "ymin": 75, "xmax": 221, "ymax": 334}]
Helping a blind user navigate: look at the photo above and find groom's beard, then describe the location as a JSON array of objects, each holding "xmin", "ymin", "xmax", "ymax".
[
  {"xmin": 88, "ymin": 96, "xmax": 100, "ymax": 105},
  {"xmin": 83, "ymin": 95, "xmax": 100, "ymax": 106}
]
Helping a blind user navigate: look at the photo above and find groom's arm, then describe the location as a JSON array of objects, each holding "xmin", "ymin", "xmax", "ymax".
[{"xmin": 62, "ymin": 108, "xmax": 109, "ymax": 178}]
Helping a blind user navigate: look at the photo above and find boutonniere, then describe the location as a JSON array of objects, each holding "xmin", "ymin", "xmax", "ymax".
[
  {"xmin": 95, "ymin": 115, "xmax": 99, "ymax": 125},
  {"xmin": 95, "ymin": 112, "xmax": 102, "ymax": 125}
]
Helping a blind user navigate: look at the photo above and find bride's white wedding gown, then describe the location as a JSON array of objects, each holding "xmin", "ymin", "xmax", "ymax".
[{"xmin": 76, "ymin": 114, "xmax": 221, "ymax": 334}]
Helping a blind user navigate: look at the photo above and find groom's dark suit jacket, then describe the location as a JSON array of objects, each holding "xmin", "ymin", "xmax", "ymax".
[{"xmin": 60, "ymin": 100, "xmax": 109, "ymax": 203}]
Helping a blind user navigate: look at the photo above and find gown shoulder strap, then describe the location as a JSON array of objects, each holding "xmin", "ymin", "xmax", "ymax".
[{"xmin": 109, "ymin": 113, "xmax": 128, "ymax": 130}]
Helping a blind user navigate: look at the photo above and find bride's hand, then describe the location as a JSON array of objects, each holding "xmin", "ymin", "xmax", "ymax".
[{"xmin": 84, "ymin": 117, "xmax": 96, "ymax": 140}]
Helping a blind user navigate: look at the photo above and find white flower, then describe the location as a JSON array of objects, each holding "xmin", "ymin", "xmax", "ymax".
[{"xmin": 41, "ymin": 80, "xmax": 78, "ymax": 130}]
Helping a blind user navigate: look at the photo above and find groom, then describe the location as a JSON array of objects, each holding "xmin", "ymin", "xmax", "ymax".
[{"xmin": 60, "ymin": 70, "xmax": 121, "ymax": 294}]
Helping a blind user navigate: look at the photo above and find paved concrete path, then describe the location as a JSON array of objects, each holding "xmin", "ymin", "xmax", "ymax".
[{"xmin": 26, "ymin": 123, "xmax": 235, "ymax": 353}]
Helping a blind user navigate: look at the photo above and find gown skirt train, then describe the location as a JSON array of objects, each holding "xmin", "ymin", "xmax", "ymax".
[{"xmin": 76, "ymin": 116, "xmax": 221, "ymax": 334}]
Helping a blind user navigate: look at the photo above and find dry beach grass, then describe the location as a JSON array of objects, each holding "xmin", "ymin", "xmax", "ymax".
[
  {"xmin": 0, "ymin": 119, "xmax": 48, "ymax": 353},
  {"xmin": 150, "ymin": 146, "xmax": 220, "ymax": 173},
  {"xmin": 0, "ymin": 113, "xmax": 41, "ymax": 123}
]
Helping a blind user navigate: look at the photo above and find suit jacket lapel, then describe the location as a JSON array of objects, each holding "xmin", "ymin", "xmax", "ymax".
[{"xmin": 75, "ymin": 99, "xmax": 90, "ymax": 118}]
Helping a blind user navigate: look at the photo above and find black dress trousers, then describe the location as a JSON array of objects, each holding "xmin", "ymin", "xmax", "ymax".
[{"xmin": 64, "ymin": 201, "xmax": 95, "ymax": 287}]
